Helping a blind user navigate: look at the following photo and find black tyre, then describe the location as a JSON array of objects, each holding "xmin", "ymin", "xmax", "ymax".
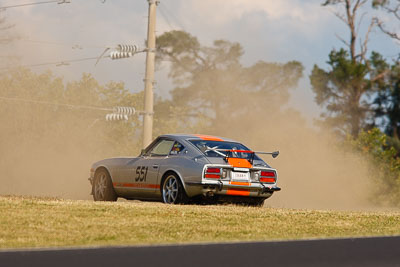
[
  {"xmin": 161, "ymin": 173, "xmax": 187, "ymax": 204},
  {"xmin": 93, "ymin": 169, "xmax": 117, "ymax": 201}
]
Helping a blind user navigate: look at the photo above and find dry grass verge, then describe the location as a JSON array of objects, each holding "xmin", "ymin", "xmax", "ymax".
[{"xmin": 0, "ymin": 196, "xmax": 399, "ymax": 249}]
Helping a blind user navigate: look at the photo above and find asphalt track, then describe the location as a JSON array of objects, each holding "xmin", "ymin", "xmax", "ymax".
[{"xmin": 1, "ymin": 236, "xmax": 400, "ymax": 267}]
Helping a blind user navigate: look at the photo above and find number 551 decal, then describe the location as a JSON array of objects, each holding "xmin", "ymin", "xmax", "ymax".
[{"xmin": 135, "ymin": 166, "xmax": 148, "ymax": 182}]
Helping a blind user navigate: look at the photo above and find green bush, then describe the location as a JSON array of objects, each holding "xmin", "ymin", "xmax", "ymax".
[{"xmin": 347, "ymin": 128, "xmax": 400, "ymax": 206}]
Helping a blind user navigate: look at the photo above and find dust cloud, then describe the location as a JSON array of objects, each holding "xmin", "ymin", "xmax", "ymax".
[
  {"xmin": 0, "ymin": 72, "xmax": 141, "ymax": 200},
  {"xmin": 214, "ymin": 109, "xmax": 376, "ymax": 211},
  {"xmin": 0, "ymin": 106, "xmax": 112, "ymax": 200},
  {"xmin": 1, "ymin": 140, "xmax": 95, "ymax": 200},
  {"xmin": 0, "ymin": 96, "xmax": 378, "ymax": 210},
  {"xmin": 0, "ymin": 72, "xmax": 381, "ymax": 211}
]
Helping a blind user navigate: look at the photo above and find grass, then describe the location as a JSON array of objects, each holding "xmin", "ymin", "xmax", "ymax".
[{"xmin": 0, "ymin": 196, "xmax": 400, "ymax": 249}]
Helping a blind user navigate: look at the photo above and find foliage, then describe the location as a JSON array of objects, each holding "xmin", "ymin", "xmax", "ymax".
[
  {"xmin": 316, "ymin": 0, "xmax": 400, "ymax": 206},
  {"xmin": 310, "ymin": 49, "xmax": 381, "ymax": 136},
  {"xmin": 372, "ymin": 0, "xmax": 400, "ymax": 41},
  {"xmin": 347, "ymin": 128, "xmax": 400, "ymax": 205},
  {"xmin": 155, "ymin": 30, "xmax": 304, "ymax": 136},
  {"xmin": 313, "ymin": 0, "xmax": 385, "ymax": 137},
  {"xmin": 0, "ymin": 68, "xmax": 144, "ymax": 157},
  {"xmin": 372, "ymin": 0, "xmax": 389, "ymax": 7},
  {"xmin": 0, "ymin": 68, "xmax": 147, "ymax": 198},
  {"xmin": 372, "ymin": 58, "xmax": 400, "ymax": 140}
]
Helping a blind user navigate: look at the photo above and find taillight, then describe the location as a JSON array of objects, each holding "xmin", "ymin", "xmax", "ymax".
[
  {"xmin": 205, "ymin": 167, "xmax": 221, "ymax": 179},
  {"xmin": 261, "ymin": 171, "xmax": 275, "ymax": 177},
  {"xmin": 207, "ymin": 168, "xmax": 221, "ymax": 173},
  {"xmin": 260, "ymin": 171, "xmax": 276, "ymax": 183}
]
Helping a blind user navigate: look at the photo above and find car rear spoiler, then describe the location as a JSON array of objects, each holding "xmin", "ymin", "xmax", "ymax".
[{"xmin": 254, "ymin": 151, "xmax": 280, "ymax": 158}]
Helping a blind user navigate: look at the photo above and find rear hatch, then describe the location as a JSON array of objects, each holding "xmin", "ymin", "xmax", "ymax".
[
  {"xmin": 204, "ymin": 157, "xmax": 277, "ymax": 184},
  {"xmin": 188, "ymin": 138, "xmax": 277, "ymax": 184}
]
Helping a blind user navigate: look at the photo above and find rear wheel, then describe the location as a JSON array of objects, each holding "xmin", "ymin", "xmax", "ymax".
[
  {"xmin": 93, "ymin": 169, "xmax": 117, "ymax": 201},
  {"xmin": 162, "ymin": 173, "xmax": 187, "ymax": 204}
]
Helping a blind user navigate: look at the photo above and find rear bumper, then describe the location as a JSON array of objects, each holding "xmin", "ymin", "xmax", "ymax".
[{"xmin": 185, "ymin": 180, "xmax": 281, "ymax": 198}]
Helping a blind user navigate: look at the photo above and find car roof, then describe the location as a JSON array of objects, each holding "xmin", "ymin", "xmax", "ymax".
[{"xmin": 159, "ymin": 134, "xmax": 238, "ymax": 143}]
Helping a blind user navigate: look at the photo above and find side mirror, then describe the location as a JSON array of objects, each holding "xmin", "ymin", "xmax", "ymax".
[
  {"xmin": 272, "ymin": 151, "xmax": 279, "ymax": 158},
  {"xmin": 140, "ymin": 149, "xmax": 146, "ymax": 156}
]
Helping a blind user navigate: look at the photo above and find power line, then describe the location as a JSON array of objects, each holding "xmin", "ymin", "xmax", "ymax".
[
  {"xmin": 0, "ymin": 43, "xmax": 145, "ymax": 72},
  {"xmin": 0, "ymin": 0, "xmax": 107, "ymax": 10},
  {"xmin": 0, "ymin": 95, "xmax": 113, "ymax": 112},
  {"xmin": 158, "ymin": 5, "xmax": 175, "ymax": 31},
  {"xmin": 0, "ymin": 55, "xmax": 108, "ymax": 71},
  {"xmin": 0, "ymin": 0, "xmax": 70, "ymax": 10},
  {"xmin": 158, "ymin": 2, "xmax": 186, "ymax": 31},
  {"xmin": 11, "ymin": 38, "xmax": 109, "ymax": 49},
  {"xmin": 0, "ymin": 95, "xmax": 138, "ymax": 121}
]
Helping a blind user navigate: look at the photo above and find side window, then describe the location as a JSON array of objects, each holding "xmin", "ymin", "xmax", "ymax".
[
  {"xmin": 169, "ymin": 142, "xmax": 185, "ymax": 155},
  {"xmin": 148, "ymin": 139, "xmax": 175, "ymax": 157}
]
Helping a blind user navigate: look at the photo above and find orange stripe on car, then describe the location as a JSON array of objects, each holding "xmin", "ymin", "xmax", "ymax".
[
  {"xmin": 193, "ymin": 134, "xmax": 224, "ymax": 141},
  {"xmin": 229, "ymin": 181, "xmax": 250, "ymax": 186},
  {"xmin": 113, "ymin": 183, "xmax": 160, "ymax": 189},
  {"xmin": 227, "ymin": 158, "xmax": 252, "ymax": 168},
  {"xmin": 227, "ymin": 189, "xmax": 250, "ymax": 196}
]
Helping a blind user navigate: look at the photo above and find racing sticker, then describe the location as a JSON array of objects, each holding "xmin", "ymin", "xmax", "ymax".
[
  {"xmin": 227, "ymin": 158, "xmax": 252, "ymax": 168},
  {"xmin": 226, "ymin": 188, "xmax": 250, "ymax": 196},
  {"xmin": 193, "ymin": 134, "xmax": 224, "ymax": 141},
  {"xmin": 135, "ymin": 166, "xmax": 148, "ymax": 182},
  {"xmin": 113, "ymin": 182, "xmax": 160, "ymax": 189}
]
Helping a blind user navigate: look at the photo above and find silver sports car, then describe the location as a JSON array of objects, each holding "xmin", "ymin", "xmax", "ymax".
[{"xmin": 89, "ymin": 134, "xmax": 281, "ymax": 206}]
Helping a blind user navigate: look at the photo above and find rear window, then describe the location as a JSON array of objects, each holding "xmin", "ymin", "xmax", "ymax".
[{"xmin": 189, "ymin": 140, "xmax": 258, "ymax": 160}]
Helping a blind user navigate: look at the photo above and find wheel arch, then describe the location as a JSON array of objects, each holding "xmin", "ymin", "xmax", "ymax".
[
  {"xmin": 160, "ymin": 169, "xmax": 187, "ymax": 193},
  {"xmin": 94, "ymin": 166, "xmax": 113, "ymax": 180}
]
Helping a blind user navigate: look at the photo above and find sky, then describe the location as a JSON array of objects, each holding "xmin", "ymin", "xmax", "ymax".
[{"xmin": 1, "ymin": 0, "xmax": 399, "ymax": 122}]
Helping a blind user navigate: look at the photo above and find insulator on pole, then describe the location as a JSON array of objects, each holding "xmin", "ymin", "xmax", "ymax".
[
  {"xmin": 110, "ymin": 51, "xmax": 133, "ymax": 60},
  {"xmin": 116, "ymin": 44, "xmax": 138, "ymax": 53},
  {"xmin": 113, "ymin": 106, "xmax": 136, "ymax": 115},
  {"xmin": 105, "ymin": 113, "xmax": 129, "ymax": 121}
]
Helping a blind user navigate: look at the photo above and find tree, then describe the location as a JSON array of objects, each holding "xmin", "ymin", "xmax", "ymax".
[
  {"xmin": 311, "ymin": 50, "xmax": 369, "ymax": 136},
  {"xmin": 371, "ymin": 54, "xmax": 400, "ymax": 141},
  {"xmin": 368, "ymin": 1, "xmax": 400, "ymax": 151},
  {"xmin": 347, "ymin": 128, "xmax": 400, "ymax": 205},
  {"xmin": 323, "ymin": 0, "xmax": 376, "ymax": 62},
  {"xmin": 155, "ymin": 30, "xmax": 304, "ymax": 136},
  {"xmin": 0, "ymin": 68, "xmax": 143, "ymax": 156},
  {"xmin": 372, "ymin": 0, "xmax": 400, "ymax": 42},
  {"xmin": 0, "ymin": 68, "xmax": 147, "ymax": 198},
  {"xmin": 310, "ymin": 0, "xmax": 384, "ymax": 137}
]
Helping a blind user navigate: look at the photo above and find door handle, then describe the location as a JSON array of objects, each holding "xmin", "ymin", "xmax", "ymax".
[{"xmin": 152, "ymin": 165, "xmax": 159, "ymax": 169}]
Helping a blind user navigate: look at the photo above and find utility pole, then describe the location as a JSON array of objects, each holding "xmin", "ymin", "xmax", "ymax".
[{"xmin": 142, "ymin": 0, "xmax": 158, "ymax": 149}]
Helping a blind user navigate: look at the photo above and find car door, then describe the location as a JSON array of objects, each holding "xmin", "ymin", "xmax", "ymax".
[{"xmin": 128, "ymin": 138, "xmax": 175, "ymax": 197}]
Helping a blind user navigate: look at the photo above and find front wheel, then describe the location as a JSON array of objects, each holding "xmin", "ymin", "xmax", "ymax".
[
  {"xmin": 93, "ymin": 169, "xmax": 117, "ymax": 202},
  {"xmin": 162, "ymin": 173, "xmax": 187, "ymax": 204}
]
